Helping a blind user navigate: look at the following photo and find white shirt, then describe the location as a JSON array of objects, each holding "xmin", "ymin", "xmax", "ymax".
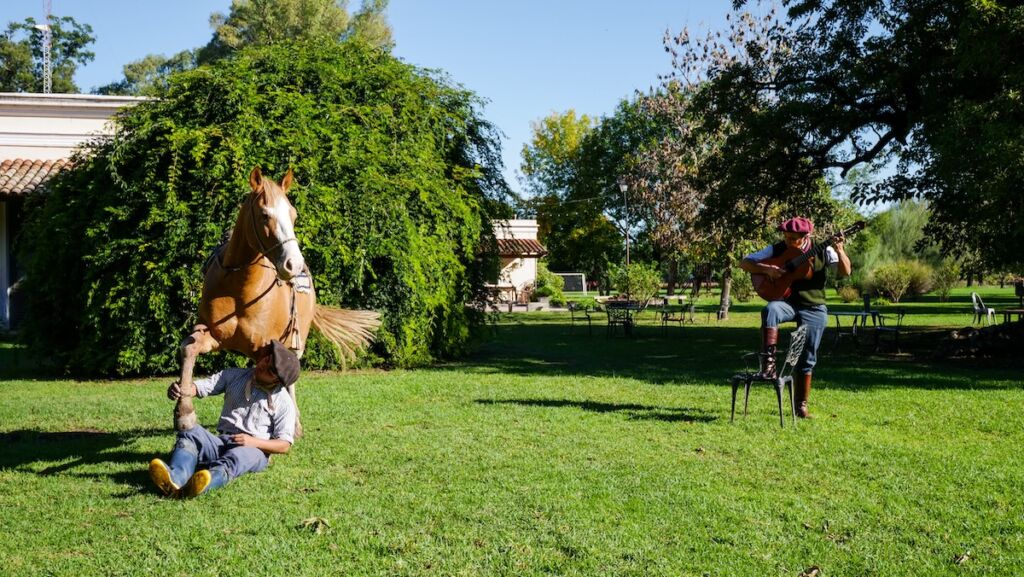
[{"xmin": 195, "ymin": 368, "xmax": 296, "ymax": 445}]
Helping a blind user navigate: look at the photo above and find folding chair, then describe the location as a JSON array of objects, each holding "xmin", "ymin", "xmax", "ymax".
[{"xmin": 730, "ymin": 325, "xmax": 809, "ymax": 428}]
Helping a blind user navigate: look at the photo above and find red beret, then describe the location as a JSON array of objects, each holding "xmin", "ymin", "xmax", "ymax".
[{"xmin": 778, "ymin": 217, "xmax": 814, "ymax": 234}]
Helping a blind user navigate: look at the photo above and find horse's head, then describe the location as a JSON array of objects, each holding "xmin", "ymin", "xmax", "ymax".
[{"xmin": 246, "ymin": 167, "xmax": 305, "ymax": 280}]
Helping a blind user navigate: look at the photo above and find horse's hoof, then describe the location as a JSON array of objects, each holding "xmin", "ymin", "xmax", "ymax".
[{"xmin": 174, "ymin": 412, "xmax": 197, "ymax": 431}]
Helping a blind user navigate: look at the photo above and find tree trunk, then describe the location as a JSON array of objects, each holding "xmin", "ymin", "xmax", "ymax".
[
  {"xmin": 718, "ymin": 266, "xmax": 732, "ymax": 321},
  {"xmin": 666, "ymin": 259, "xmax": 678, "ymax": 296}
]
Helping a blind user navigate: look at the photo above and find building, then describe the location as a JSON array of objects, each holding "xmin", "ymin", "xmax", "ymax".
[
  {"xmin": 0, "ymin": 92, "xmax": 146, "ymax": 329},
  {"xmin": 492, "ymin": 219, "xmax": 547, "ymax": 305}
]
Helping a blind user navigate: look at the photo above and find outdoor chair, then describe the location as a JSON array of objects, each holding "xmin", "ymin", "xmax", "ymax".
[
  {"xmin": 659, "ymin": 302, "xmax": 695, "ymax": 334},
  {"xmin": 970, "ymin": 292, "xmax": 995, "ymax": 325},
  {"xmin": 873, "ymin": 308, "xmax": 905, "ymax": 353},
  {"xmin": 568, "ymin": 302, "xmax": 593, "ymax": 336},
  {"xmin": 730, "ymin": 324, "xmax": 809, "ymax": 428},
  {"xmin": 605, "ymin": 301, "xmax": 637, "ymax": 337}
]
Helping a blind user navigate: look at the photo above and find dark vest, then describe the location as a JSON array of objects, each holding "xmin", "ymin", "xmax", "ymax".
[{"xmin": 771, "ymin": 241, "xmax": 828, "ymax": 307}]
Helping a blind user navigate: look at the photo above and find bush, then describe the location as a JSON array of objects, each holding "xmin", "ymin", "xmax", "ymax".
[
  {"xmin": 868, "ymin": 262, "xmax": 913, "ymax": 303},
  {"xmin": 18, "ymin": 40, "xmax": 510, "ymax": 375},
  {"xmin": 532, "ymin": 262, "xmax": 565, "ymax": 303},
  {"xmin": 905, "ymin": 260, "xmax": 934, "ymax": 297},
  {"xmin": 610, "ymin": 262, "xmax": 662, "ymax": 305},
  {"xmin": 933, "ymin": 258, "xmax": 961, "ymax": 301},
  {"xmin": 730, "ymin": 267, "xmax": 754, "ymax": 302},
  {"xmin": 837, "ymin": 285, "xmax": 861, "ymax": 303}
]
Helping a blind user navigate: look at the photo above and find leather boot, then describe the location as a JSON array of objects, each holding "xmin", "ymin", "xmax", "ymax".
[
  {"xmin": 795, "ymin": 372, "xmax": 813, "ymax": 418},
  {"xmin": 759, "ymin": 327, "xmax": 779, "ymax": 379}
]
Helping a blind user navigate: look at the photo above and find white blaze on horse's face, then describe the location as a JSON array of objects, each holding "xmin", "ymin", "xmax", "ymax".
[
  {"xmin": 249, "ymin": 167, "xmax": 306, "ymax": 281},
  {"xmin": 265, "ymin": 193, "xmax": 304, "ymax": 280}
]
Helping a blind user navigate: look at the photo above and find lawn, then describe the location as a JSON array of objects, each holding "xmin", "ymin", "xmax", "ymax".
[{"xmin": 1, "ymin": 287, "xmax": 1022, "ymax": 576}]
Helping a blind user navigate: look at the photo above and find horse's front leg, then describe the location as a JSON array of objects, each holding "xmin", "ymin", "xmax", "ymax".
[
  {"xmin": 175, "ymin": 325, "xmax": 219, "ymax": 430},
  {"xmin": 285, "ymin": 383, "xmax": 303, "ymax": 439}
]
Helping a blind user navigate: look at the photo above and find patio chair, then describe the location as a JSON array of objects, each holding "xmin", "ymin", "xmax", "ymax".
[
  {"xmin": 568, "ymin": 302, "xmax": 592, "ymax": 336},
  {"xmin": 730, "ymin": 324, "xmax": 809, "ymax": 428},
  {"xmin": 874, "ymin": 308, "xmax": 905, "ymax": 353},
  {"xmin": 971, "ymin": 292, "xmax": 995, "ymax": 325},
  {"xmin": 658, "ymin": 299, "xmax": 694, "ymax": 334}
]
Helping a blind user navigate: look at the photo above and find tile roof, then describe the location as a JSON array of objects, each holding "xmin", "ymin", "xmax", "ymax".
[
  {"xmin": 0, "ymin": 158, "xmax": 70, "ymax": 197},
  {"xmin": 497, "ymin": 238, "xmax": 547, "ymax": 257}
]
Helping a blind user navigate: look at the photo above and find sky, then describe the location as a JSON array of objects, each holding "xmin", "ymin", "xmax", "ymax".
[{"xmin": 4, "ymin": 0, "xmax": 736, "ymax": 194}]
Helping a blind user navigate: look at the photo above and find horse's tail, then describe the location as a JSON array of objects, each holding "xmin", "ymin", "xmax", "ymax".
[{"xmin": 311, "ymin": 304, "xmax": 381, "ymax": 366}]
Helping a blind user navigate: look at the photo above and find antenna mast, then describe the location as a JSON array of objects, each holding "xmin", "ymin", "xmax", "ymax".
[{"xmin": 35, "ymin": 0, "xmax": 53, "ymax": 93}]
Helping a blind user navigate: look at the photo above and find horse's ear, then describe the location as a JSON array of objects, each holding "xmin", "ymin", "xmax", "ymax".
[
  {"xmin": 281, "ymin": 168, "xmax": 294, "ymax": 193},
  {"xmin": 249, "ymin": 167, "xmax": 263, "ymax": 192}
]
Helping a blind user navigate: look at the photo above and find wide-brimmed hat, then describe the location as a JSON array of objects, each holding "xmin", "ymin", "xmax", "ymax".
[
  {"xmin": 778, "ymin": 216, "xmax": 814, "ymax": 234},
  {"xmin": 269, "ymin": 340, "xmax": 300, "ymax": 387}
]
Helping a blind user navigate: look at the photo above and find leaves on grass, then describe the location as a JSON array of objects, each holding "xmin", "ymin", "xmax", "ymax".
[
  {"xmin": 298, "ymin": 517, "xmax": 330, "ymax": 535},
  {"xmin": 798, "ymin": 566, "xmax": 821, "ymax": 577},
  {"xmin": 953, "ymin": 550, "xmax": 971, "ymax": 565},
  {"xmin": 695, "ymin": 446, "xmax": 706, "ymax": 455}
]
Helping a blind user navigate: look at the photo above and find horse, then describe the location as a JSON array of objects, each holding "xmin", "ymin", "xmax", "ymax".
[{"xmin": 173, "ymin": 167, "xmax": 380, "ymax": 435}]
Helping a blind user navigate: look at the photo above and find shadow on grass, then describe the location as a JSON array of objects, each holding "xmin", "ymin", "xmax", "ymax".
[
  {"xmin": 476, "ymin": 398, "xmax": 718, "ymax": 423},
  {"xmin": 447, "ymin": 322, "xmax": 1022, "ymax": 391},
  {"xmin": 0, "ymin": 428, "xmax": 166, "ymax": 495}
]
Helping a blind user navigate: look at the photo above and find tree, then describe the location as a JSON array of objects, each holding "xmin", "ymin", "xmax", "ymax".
[
  {"xmin": 19, "ymin": 40, "xmax": 510, "ymax": 376},
  {"xmin": 520, "ymin": 110, "xmax": 624, "ymax": 291},
  {"xmin": 0, "ymin": 16, "xmax": 95, "ymax": 93},
  {"xmin": 729, "ymin": 0, "xmax": 1024, "ymax": 271},
  {"xmin": 633, "ymin": 7, "xmax": 844, "ymax": 317},
  {"xmin": 101, "ymin": 0, "xmax": 393, "ymax": 95},
  {"xmin": 94, "ymin": 50, "xmax": 197, "ymax": 96}
]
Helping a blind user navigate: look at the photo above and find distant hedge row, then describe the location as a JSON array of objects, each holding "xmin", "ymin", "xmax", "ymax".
[{"xmin": 19, "ymin": 39, "xmax": 510, "ymax": 375}]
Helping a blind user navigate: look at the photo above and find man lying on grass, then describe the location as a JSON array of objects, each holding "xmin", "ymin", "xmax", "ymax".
[{"xmin": 148, "ymin": 340, "xmax": 299, "ymax": 498}]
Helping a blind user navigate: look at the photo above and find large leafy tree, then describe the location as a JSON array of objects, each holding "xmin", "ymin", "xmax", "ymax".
[
  {"xmin": 99, "ymin": 0, "xmax": 392, "ymax": 95},
  {"xmin": 520, "ymin": 110, "xmax": 623, "ymax": 289},
  {"xmin": 0, "ymin": 16, "xmax": 95, "ymax": 93},
  {"xmin": 19, "ymin": 40, "xmax": 510, "ymax": 376},
  {"xmin": 727, "ymin": 0, "xmax": 1024, "ymax": 271},
  {"xmin": 635, "ymin": 7, "xmax": 844, "ymax": 315}
]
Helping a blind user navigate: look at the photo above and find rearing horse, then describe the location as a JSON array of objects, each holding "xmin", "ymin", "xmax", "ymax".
[{"xmin": 173, "ymin": 167, "xmax": 380, "ymax": 434}]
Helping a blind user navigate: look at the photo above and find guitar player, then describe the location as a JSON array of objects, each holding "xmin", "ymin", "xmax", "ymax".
[{"xmin": 738, "ymin": 217, "xmax": 852, "ymax": 418}]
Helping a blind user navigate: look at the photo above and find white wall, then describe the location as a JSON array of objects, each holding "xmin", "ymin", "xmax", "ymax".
[{"xmin": 0, "ymin": 93, "xmax": 144, "ymax": 328}]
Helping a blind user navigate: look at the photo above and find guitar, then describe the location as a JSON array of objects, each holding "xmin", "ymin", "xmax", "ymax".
[{"xmin": 750, "ymin": 221, "xmax": 866, "ymax": 302}]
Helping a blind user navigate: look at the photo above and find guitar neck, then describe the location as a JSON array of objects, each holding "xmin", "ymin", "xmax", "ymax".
[{"xmin": 787, "ymin": 240, "xmax": 831, "ymax": 270}]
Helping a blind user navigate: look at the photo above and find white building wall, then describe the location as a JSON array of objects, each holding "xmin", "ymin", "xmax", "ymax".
[{"xmin": 0, "ymin": 93, "xmax": 144, "ymax": 328}]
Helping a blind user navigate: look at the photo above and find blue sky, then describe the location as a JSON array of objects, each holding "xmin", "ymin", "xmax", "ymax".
[{"xmin": 5, "ymin": 1, "xmax": 735, "ymax": 193}]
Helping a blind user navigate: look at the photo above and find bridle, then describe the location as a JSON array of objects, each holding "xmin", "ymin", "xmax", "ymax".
[{"xmin": 248, "ymin": 189, "xmax": 298, "ymax": 264}]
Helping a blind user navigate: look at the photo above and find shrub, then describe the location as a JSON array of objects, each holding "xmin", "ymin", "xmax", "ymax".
[
  {"xmin": 933, "ymin": 258, "xmax": 961, "ymax": 301},
  {"xmin": 730, "ymin": 267, "xmax": 754, "ymax": 302},
  {"xmin": 905, "ymin": 260, "xmax": 934, "ymax": 297},
  {"xmin": 868, "ymin": 262, "xmax": 913, "ymax": 303},
  {"xmin": 610, "ymin": 262, "xmax": 662, "ymax": 305},
  {"xmin": 18, "ymin": 40, "xmax": 510, "ymax": 375},
  {"xmin": 837, "ymin": 285, "xmax": 861, "ymax": 303}
]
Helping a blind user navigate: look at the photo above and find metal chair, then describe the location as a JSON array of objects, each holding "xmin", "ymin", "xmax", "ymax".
[
  {"xmin": 971, "ymin": 292, "xmax": 995, "ymax": 325},
  {"xmin": 568, "ymin": 302, "xmax": 592, "ymax": 336},
  {"xmin": 730, "ymin": 325, "xmax": 809, "ymax": 428}
]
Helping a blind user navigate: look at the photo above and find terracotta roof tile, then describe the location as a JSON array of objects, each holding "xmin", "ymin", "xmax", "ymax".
[
  {"xmin": 0, "ymin": 158, "xmax": 71, "ymax": 197},
  {"xmin": 497, "ymin": 238, "xmax": 547, "ymax": 257}
]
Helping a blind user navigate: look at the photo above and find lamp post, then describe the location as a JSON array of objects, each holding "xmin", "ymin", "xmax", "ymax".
[{"xmin": 618, "ymin": 181, "xmax": 630, "ymax": 266}]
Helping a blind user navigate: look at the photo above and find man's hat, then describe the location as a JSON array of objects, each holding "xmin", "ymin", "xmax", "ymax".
[
  {"xmin": 778, "ymin": 216, "xmax": 814, "ymax": 234},
  {"xmin": 269, "ymin": 340, "xmax": 300, "ymax": 387}
]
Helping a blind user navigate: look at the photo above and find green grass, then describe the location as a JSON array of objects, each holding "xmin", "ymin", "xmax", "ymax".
[{"xmin": 1, "ymin": 294, "xmax": 1022, "ymax": 576}]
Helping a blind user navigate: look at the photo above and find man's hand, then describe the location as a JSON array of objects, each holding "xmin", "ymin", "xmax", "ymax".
[
  {"xmin": 761, "ymin": 264, "xmax": 785, "ymax": 279},
  {"xmin": 167, "ymin": 381, "xmax": 182, "ymax": 400},
  {"xmin": 229, "ymin": 433, "xmax": 260, "ymax": 448}
]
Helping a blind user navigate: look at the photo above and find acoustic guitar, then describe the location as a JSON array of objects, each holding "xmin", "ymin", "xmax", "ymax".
[{"xmin": 750, "ymin": 221, "xmax": 866, "ymax": 302}]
